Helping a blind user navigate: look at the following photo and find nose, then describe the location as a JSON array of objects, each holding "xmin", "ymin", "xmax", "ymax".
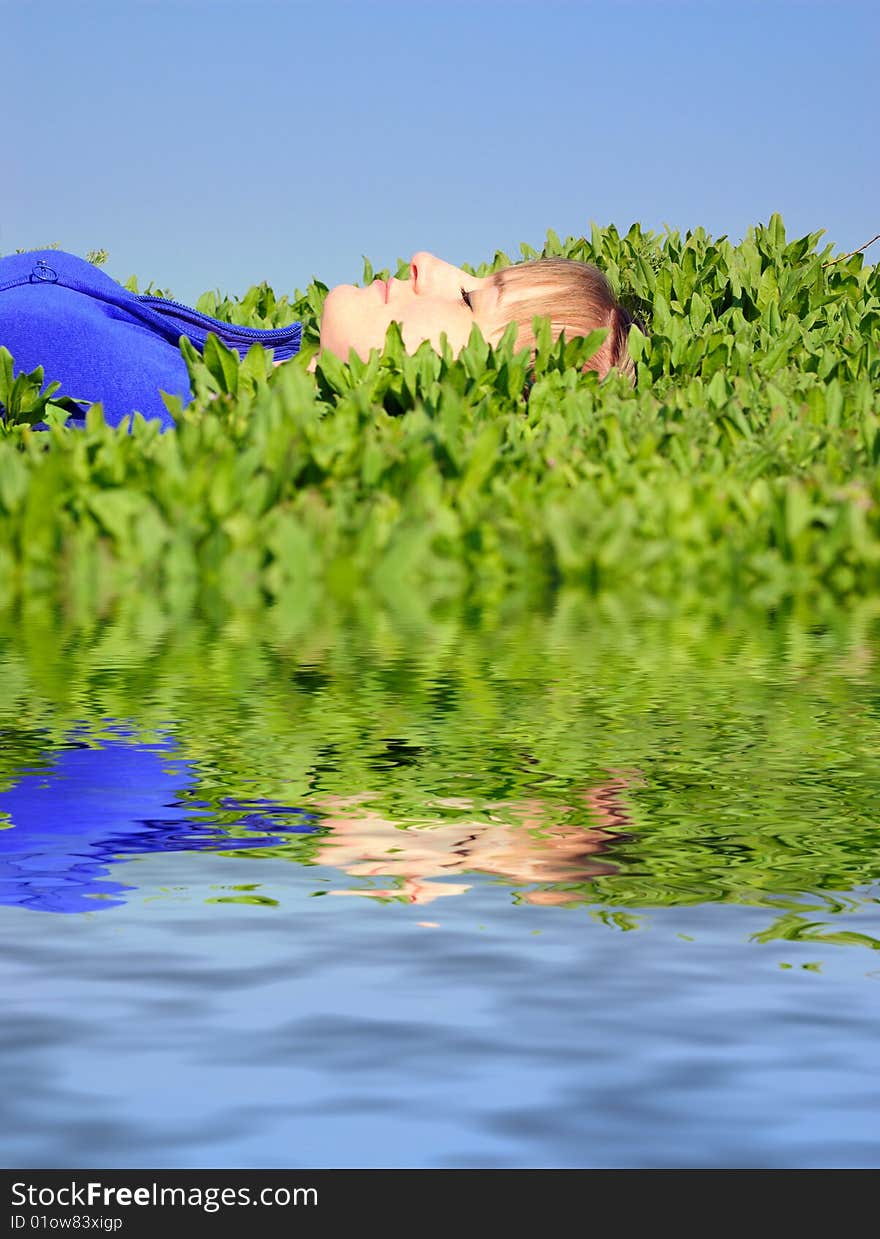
[{"xmin": 409, "ymin": 251, "xmax": 462, "ymax": 296}]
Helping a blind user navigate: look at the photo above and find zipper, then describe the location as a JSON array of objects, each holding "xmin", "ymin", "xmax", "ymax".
[{"xmin": 135, "ymin": 292, "xmax": 301, "ymax": 340}]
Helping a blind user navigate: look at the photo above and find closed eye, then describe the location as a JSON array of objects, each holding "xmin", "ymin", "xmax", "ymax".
[{"xmin": 460, "ymin": 287, "xmax": 473, "ymax": 310}]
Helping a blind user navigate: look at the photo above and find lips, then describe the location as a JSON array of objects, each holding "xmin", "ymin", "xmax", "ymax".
[{"xmin": 368, "ymin": 278, "xmax": 393, "ymax": 303}]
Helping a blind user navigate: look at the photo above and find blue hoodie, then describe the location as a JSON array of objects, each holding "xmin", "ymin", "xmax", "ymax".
[
  {"xmin": 0, "ymin": 738, "xmax": 320, "ymax": 914},
  {"xmin": 0, "ymin": 249, "xmax": 302, "ymax": 430}
]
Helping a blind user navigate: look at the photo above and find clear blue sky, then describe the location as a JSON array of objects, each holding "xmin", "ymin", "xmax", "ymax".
[{"xmin": 4, "ymin": 0, "xmax": 877, "ymax": 304}]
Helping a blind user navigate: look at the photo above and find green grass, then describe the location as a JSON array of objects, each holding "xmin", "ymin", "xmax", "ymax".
[{"xmin": 1, "ymin": 216, "xmax": 878, "ymax": 608}]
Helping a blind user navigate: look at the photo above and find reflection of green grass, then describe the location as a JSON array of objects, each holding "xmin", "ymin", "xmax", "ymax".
[
  {"xmin": 749, "ymin": 906, "xmax": 880, "ymax": 951},
  {"xmin": 1, "ymin": 219, "xmax": 879, "ymax": 606},
  {"xmin": 1, "ymin": 592, "xmax": 880, "ymax": 951},
  {"xmin": 206, "ymin": 893, "xmax": 281, "ymax": 907}
]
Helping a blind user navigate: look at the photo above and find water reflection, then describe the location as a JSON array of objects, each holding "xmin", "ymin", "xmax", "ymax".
[
  {"xmin": 0, "ymin": 735, "xmax": 638, "ymax": 913},
  {"xmin": 2, "ymin": 595, "xmax": 880, "ymax": 936},
  {"xmin": 314, "ymin": 774, "xmax": 637, "ymax": 905},
  {"xmin": 0, "ymin": 739, "xmax": 319, "ymax": 913},
  {"xmin": 2, "ymin": 598, "xmax": 880, "ymax": 1168}
]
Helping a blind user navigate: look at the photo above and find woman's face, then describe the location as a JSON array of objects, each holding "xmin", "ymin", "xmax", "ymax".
[{"xmin": 319, "ymin": 251, "xmax": 500, "ymax": 360}]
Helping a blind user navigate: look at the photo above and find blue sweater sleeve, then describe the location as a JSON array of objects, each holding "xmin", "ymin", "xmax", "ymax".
[{"xmin": 0, "ymin": 250, "xmax": 302, "ymax": 431}]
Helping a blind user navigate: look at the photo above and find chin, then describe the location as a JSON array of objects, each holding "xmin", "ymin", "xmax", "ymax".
[{"xmin": 319, "ymin": 283, "xmax": 366, "ymax": 358}]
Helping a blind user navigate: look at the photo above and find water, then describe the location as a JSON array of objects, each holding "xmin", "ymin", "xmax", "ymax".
[{"xmin": 1, "ymin": 597, "xmax": 879, "ymax": 1168}]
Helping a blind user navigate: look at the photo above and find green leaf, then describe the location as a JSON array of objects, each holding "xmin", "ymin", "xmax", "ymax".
[
  {"xmin": 756, "ymin": 266, "xmax": 778, "ymax": 313},
  {"xmin": 203, "ymin": 333, "xmax": 240, "ymax": 396}
]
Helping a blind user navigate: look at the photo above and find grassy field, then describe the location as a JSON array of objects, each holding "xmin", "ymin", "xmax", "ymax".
[{"xmin": 1, "ymin": 217, "xmax": 878, "ymax": 608}]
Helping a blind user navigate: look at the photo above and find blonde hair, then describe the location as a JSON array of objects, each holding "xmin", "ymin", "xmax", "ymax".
[{"xmin": 486, "ymin": 258, "xmax": 636, "ymax": 384}]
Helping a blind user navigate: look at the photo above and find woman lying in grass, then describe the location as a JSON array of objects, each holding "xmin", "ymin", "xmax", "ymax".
[{"xmin": 0, "ymin": 247, "xmax": 635, "ymax": 431}]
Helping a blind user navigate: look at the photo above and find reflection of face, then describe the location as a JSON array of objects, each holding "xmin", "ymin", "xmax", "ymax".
[
  {"xmin": 312, "ymin": 793, "xmax": 620, "ymax": 906},
  {"xmin": 319, "ymin": 251, "xmax": 500, "ymax": 361}
]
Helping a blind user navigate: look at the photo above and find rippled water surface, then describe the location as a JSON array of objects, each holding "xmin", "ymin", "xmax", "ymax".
[{"xmin": 1, "ymin": 599, "xmax": 878, "ymax": 1167}]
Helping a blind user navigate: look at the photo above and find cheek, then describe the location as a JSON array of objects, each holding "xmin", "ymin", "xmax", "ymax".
[
  {"xmin": 400, "ymin": 307, "xmax": 473, "ymax": 356},
  {"xmin": 322, "ymin": 291, "xmax": 479, "ymax": 359}
]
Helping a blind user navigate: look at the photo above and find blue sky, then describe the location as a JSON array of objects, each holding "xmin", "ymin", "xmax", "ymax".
[{"xmin": 4, "ymin": 0, "xmax": 877, "ymax": 304}]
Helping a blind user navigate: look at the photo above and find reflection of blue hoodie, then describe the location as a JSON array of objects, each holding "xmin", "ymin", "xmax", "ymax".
[
  {"xmin": 0, "ymin": 740, "xmax": 319, "ymax": 914},
  {"xmin": 0, "ymin": 250, "xmax": 302, "ymax": 430}
]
